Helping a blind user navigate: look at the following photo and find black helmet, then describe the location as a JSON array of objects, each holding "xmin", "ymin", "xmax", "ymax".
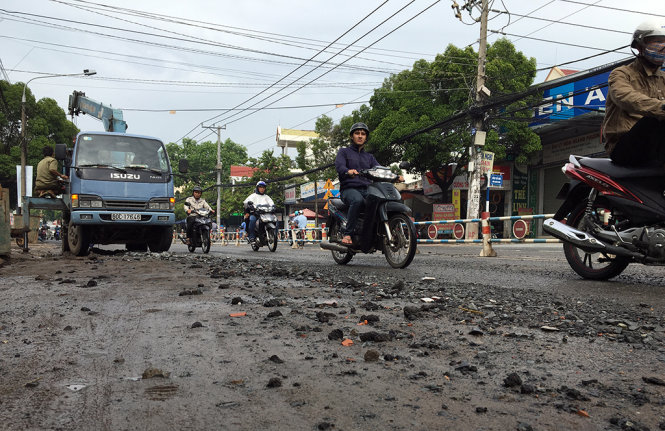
[
  {"xmin": 349, "ymin": 122, "xmax": 370, "ymax": 138},
  {"xmin": 193, "ymin": 186, "xmax": 202, "ymax": 193}
]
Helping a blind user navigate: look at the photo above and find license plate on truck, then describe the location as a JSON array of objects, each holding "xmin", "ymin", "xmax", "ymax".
[{"xmin": 111, "ymin": 213, "xmax": 141, "ymax": 221}]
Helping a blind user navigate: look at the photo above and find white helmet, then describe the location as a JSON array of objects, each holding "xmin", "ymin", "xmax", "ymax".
[{"xmin": 632, "ymin": 20, "xmax": 665, "ymax": 48}]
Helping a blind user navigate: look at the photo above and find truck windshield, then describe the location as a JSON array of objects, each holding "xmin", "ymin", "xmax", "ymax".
[{"xmin": 76, "ymin": 134, "xmax": 169, "ymax": 172}]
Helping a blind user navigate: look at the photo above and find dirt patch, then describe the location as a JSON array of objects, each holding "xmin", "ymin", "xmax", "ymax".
[{"xmin": 0, "ymin": 243, "xmax": 664, "ymax": 430}]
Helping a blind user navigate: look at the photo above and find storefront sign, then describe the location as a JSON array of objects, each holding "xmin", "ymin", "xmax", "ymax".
[
  {"xmin": 433, "ymin": 203, "xmax": 455, "ymax": 221},
  {"xmin": 284, "ymin": 187, "xmax": 296, "ymax": 204},
  {"xmin": 543, "ymin": 132, "xmax": 604, "ymax": 164},
  {"xmin": 533, "ymin": 71, "xmax": 610, "ymax": 122},
  {"xmin": 480, "ymin": 151, "xmax": 494, "ymax": 174}
]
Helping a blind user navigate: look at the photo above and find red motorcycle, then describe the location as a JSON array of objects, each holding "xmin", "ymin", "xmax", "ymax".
[{"xmin": 544, "ymin": 155, "xmax": 665, "ymax": 280}]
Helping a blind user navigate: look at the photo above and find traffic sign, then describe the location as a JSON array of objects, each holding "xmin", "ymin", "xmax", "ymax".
[
  {"xmin": 427, "ymin": 224, "xmax": 438, "ymax": 240},
  {"xmin": 513, "ymin": 219, "xmax": 528, "ymax": 239},
  {"xmin": 323, "ymin": 190, "xmax": 334, "ymax": 199},
  {"xmin": 453, "ymin": 223, "xmax": 465, "ymax": 239},
  {"xmin": 323, "ymin": 179, "xmax": 334, "ymax": 190},
  {"xmin": 489, "ymin": 173, "xmax": 503, "ymax": 187}
]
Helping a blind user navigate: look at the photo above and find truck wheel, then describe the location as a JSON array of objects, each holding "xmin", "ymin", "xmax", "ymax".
[
  {"xmin": 148, "ymin": 226, "xmax": 173, "ymax": 253},
  {"xmin": 68, "ymin": 221, "xmax": 90, "ymax": 256}
]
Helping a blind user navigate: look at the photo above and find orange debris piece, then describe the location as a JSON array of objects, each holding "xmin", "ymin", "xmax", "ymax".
[
  {"xmin": 229, "ymin": 312, "xmax": 246, "ymax": 317},
  {"xmin": 341, "ymin": 339, "xmax": 354, "ymax": 346}
]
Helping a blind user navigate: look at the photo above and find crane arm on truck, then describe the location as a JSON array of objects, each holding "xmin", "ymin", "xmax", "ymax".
[{"xmin": 68, "ymin": 91, "xmax": 127, "ymax": 133}]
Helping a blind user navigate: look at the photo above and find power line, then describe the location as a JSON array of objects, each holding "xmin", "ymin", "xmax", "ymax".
[
  {"xmin": 54, "ymin": 0, "xmax": 441, "ymax": 62},
  {"xmin": 177, "ymin": 1, "xmax": 401, "ymax": 142},
  {"xmin": 211, "ymin": 1, "xmax": 441, "ymax": 131},
  {"xmin": 0, "ymin": 11, "xmax": 399, "ymax": 75},
  {"xmin": 491, "ymin": 10, "xmax": 631, "ymax": 35},
  {"xmin": 557, "ymin": 0, "xmax": 665, "ymax": 18},
  {"xmin": 490, "ymin": 30, "xmax": 626, "ymax": 52}
]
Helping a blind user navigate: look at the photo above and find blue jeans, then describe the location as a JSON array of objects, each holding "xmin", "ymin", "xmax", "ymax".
[
  {"xmin": 341, "ymin": 187, "xmax": 367, "ymax": 236},
  {"xmin": 247, "ymin": 215, "xmax": 258, "ymax": 240}
]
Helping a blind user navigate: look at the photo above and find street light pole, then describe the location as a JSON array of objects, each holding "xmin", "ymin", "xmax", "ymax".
[{"xmin": 20, "ymin": 69, "xmax": 96, "ymax": 215}]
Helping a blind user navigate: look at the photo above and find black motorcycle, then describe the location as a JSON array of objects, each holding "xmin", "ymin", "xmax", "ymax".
[
  {"xmin": 247, "ymin": 203, "xmax": 278, "ymax": 252},
  {"xmin": 544, "ymin": 154, "xmax": 665, "ymax": 280},
  {"xmin": 321, "ymin": 165, "xmax": 417, "ymax": 269},
  {"xmin": 180, "ymin": 208, "xmax": 212, "ymax": 253}
]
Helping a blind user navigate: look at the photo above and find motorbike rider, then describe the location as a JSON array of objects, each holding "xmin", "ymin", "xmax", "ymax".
[
  {"xmin": 334, "ymin": 122, "xmax": 402, "ymax": 245},
  {"xmin": 603, "ymin": 20, "xmax": 665, "ymax": 167},
  {"xmin": 184, "ymin": 186, "xmax": 214, "ymax": 244},
  {"xmin": 243, "ymin": 180, "xmax": 275, "ymax": 244}
]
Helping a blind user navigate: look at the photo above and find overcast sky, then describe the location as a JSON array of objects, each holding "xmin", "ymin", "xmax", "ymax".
[{"xmin": 1, "ymin": 0, "xmax": 662, "ymax": 158}]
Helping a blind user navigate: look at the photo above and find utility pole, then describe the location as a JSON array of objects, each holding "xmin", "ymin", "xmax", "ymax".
[
  {"xmin": 456, "ymin": 0, "xmax": 489, "ymax": 241},
  {"xmin": 202, "ymin": 124, "xmax": 226, "ymax": 229}
]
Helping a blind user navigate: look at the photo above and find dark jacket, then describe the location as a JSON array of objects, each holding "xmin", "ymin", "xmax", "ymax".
[{"xmin": 335, "ymin": 143, "xmax": 380, "ymax": 189}]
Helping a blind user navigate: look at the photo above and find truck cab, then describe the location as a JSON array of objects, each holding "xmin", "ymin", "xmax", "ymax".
[{"xmin": 57, "ymin": 131, "xmax": 176, "ymax": 255}]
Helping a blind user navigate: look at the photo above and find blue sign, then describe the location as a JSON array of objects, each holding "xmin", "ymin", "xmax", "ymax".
[
  {"xmin": 532, "ymin": 71, "xmax": 610, "ymax": 123},
  {"xmin": 490, "ymin": 174, "xmax": 503, "ymax": 187}
]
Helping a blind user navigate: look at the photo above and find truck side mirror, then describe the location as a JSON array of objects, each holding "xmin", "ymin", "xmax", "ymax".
[
  {"xmin": 54, "ymin": 144, "xmax": 67, "ymax": 161},
  {"xmin": 178, "ymin": 159, "xmax": 189, "ymax": 174}
]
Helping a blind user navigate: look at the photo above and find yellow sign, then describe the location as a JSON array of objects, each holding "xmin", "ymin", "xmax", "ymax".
[
  {"xmin": 324, "ymin": 201, "xmax": 329, "ymax": 210},
  {"xmin": 323, "ymin": 190, "xmax": 334, "ymax": 200},
  {"xmin": 324, "ymin": 179, "xmax": 334, "ymax": 190}
]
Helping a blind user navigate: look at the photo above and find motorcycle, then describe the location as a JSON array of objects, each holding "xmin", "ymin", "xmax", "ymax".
[
  {"xmin": 246, "ymin": 203, "xmax": 278, "ymax": 252},
  {"xmin": 544, "ymin": 154, "xmax": 665, "ymax": 280},
  {"xmin": 179, "ymin": 208, "xmax": 213, "ymax": 253},
  {"xmin": 321, "ymin": 164, "xmax": 417, "ymax": 269}
]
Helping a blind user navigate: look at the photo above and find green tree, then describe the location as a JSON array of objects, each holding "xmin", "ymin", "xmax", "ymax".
[
  {"xmin": 166, "ymin": 137, "xmax": 248, "ymax": 220},
  {"xmin": 0, "ymin": 80, "xmax": 78, "ymax": 187},
  {"xmin": 245, "ymin": 149, "xmax": 293, "ymax": 211},
  {"xmin": 366, "ymin": 38, "xmax": 540, "ymax": 192}
]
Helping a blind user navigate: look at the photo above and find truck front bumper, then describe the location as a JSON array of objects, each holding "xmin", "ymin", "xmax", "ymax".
[{"xmin": 71, "ymin": 211, "xmax": 175, "ymax": 225}]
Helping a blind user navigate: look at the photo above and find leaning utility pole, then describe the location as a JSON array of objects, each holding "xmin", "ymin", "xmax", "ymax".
[
  {"xmin": 457, "ymin": 0, "xmax": 489, "ymax": 241},
  {"xmin": 202, "ymin": 124, "xmax": 226, "ymax": 229}
]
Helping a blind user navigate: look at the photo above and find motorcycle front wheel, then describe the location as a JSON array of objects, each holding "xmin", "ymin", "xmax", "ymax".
[
  {"xmin": 202, "ymin": 229, "xmax": 211, "ymax": 254},
  {"xmin": 563, "ymin": 201, "xmax": 630, "ymax": 280},
  {"xmin": 383, "ymin": 213, "xmax": 417, "ymax": 269},
  {"xmin": 266, "ymin": 227, "xmax": 277, "ymax": 252}
]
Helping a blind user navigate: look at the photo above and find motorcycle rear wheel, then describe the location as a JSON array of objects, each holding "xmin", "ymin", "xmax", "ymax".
[
  {"xmin": 563, "ymin": 201, "xmax": 630, "ymax": 280},
  {"xmin": 328, "ymin": 222, "xmax": 354, "ymax": 265},
  {"xmin": 202, "ymin": 230, "xmax": 211, "ymax": 254},
  {"xmin": 383, "ymin": 213, "xmax": 417, "ymax": 269}
]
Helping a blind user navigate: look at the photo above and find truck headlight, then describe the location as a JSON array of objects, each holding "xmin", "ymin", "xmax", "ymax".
[
  {"xmin": 75, "ymin": 195, "xmax": 103, "ymax": 208},
  {"xmin": 148, "ymin": 199, "xmax": 172, "ymax": 210}
]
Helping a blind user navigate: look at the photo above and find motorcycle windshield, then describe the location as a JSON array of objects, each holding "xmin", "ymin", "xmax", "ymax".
[{"xmin": 260, "ymin": 214, "xmax": 276, "ymax": 222}]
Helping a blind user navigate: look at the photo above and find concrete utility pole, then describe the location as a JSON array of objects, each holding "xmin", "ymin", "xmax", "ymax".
[
  {"xmin": 464, "ymin": 0, "xmax": 489, "ymax": 241},
  {"xmin": 202, "ymin": 124, "xmax": 226, "ymax": 229}
]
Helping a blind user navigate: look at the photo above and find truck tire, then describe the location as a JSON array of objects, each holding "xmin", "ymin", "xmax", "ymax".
[
  {"xmin": 68, "ymin": 220, "xmax": 90, "ymax": 256},
  {"xmin": 148, "ymin": 226, "xmax": 173, "ymax": 253}
]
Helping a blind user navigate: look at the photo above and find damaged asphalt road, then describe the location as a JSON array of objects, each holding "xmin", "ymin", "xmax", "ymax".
[{"xmin": 0, "ymin": 243, "xmax": 664, "ymax": 430}]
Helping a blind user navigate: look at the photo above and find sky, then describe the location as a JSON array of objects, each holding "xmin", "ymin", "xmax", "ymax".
[{"xmin": 1, "ymin": 0, "xmax": 662, "ymax": 159}]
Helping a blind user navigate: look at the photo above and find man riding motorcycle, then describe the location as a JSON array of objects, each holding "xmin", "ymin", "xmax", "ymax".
[
  {"xmin": 184, "ymin": 186, "xmax": 214, "ymax": 244},
  {"xmin": 335, "ymin": 122, "xmax": 402, "ymax": 246},
  {"xmin": 243, "ymin": 181, "xmax": 275, "ymax": 244},
  {"xmin": 603, "ymin": 20, "xmax": 665, "ymax": 167}
]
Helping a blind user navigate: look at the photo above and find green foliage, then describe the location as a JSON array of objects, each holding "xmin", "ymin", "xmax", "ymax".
[
  {"xmin": 166, "ymin": 137, "xmax": 248, "ymax": 220},
  {"xmin": 364, "ymin": 38, "xmax": 541, "ymax": 192},
  {"xmin": 0, "ymin": 80, "xmax": 78, "ymax": 185},
  {"xmin": 245, "ymin": 149, "xmax": 293, "ymax": 210}
]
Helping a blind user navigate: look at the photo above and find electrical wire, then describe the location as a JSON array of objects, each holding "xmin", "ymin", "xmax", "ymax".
[{"xmin": 208, "ymin": 1, "xmax": 441, "ymax": 133}]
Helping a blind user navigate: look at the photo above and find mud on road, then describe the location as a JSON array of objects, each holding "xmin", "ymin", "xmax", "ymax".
[{"xmin": 1, "ymin": 243, "xmax": 664, "ymax": 431}]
